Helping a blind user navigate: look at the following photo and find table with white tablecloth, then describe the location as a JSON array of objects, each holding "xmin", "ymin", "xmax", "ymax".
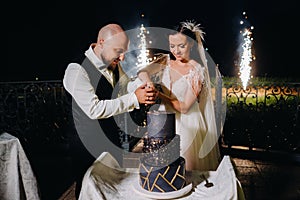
[
  {"xmin": 79, "ymin": 152, "xmax": 245, "ymax": 200},
  {"xmin": 0, "ymin": 132, "xmax": 41, "ymax": 200}
]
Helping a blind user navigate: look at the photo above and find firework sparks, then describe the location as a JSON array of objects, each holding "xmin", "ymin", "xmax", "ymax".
[
  {"xmin": 136, "ymin": 24, "xmax": 152, "ymax": 69},
  {"xmin": 238, "ymin": 12, "xmax": 254, "ymax": 90}
]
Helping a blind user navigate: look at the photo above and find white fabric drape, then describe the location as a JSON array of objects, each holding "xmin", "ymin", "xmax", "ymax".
[
  {"xmin": 0, "ymin": 132, "xmax": 40, "ymax": 200},
  {"xmin": 79, "ymin": 152, "xmax": 245, "ymax": 200}
]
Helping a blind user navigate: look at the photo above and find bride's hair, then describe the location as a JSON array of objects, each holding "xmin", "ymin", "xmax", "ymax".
[
  {"xmin": 168, "ymin": 20, "xmax": 206, "ymax": 66},
  {"xmin": 175, "ymin": 20, "xmax": 205, "ymax": 43}
]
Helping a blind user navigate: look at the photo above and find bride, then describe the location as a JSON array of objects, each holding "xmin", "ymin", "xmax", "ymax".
[{"xmin": 128, "ymin": 20, "xmax": 222, "ymax": 171}]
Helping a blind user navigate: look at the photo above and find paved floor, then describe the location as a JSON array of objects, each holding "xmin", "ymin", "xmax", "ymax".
[
  {"xmin": 230, "ymin": 155, "xmax": 300, "ymax": 200},
  {"xmin": 58, "ymin": 148, "xmax": 300, "ymax": 200}
]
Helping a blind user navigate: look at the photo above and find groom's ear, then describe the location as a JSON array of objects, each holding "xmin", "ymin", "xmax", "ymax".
[{"xmin": 97, "ymin": 39, "xmax": 104, "ymax": 47}]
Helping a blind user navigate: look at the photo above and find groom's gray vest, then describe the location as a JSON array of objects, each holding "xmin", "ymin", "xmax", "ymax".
[{"xmin": 68, "ymin": 57, "xmax": 123, "ymax": 164}]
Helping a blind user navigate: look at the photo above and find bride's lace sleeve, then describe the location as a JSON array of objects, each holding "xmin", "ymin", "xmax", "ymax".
[{"xmin": 187, "ymin": 64, "xmax": 205, "ymax": 98}]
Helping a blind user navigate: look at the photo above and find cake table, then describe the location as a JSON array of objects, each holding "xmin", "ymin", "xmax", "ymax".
[{"xmin": 79, "ymin": 152, "xmax": 245, "ymax": 200}]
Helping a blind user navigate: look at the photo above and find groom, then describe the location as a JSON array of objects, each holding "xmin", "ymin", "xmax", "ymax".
[{"xmin": 63, "ymin": 23, "xmax": 158, "ymax": 199}]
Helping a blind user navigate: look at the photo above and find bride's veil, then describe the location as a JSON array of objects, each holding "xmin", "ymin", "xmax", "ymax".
[{"xmin": 186, "ymin": 21, "xmax": 226, "ymax": 158}]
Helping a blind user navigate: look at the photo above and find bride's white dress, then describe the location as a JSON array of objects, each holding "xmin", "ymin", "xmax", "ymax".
[
  {"xmin": 157, "ymin": 64, "xmax": 220, "ymax": 171},
  {"xmin": 127, "ymin": 55, "xmax": 221, "ymax": 171}
]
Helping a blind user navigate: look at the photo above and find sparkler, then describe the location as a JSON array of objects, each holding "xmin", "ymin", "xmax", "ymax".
[
  {"xmin": 136, "ymin": 24, "xmax": 152, "ymax": 69},
  {"xmin": 238, "ymin": 12, "xmax": 254, "ymax": 90}
]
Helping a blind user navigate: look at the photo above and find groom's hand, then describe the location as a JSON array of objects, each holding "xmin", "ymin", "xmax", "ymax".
[{"xmin": 135, "ymin": 82, "xmax": 158, "ymax": 105}]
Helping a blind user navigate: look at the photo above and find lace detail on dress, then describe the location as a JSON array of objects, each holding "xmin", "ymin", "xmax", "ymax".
[
  {"xmin": 162, "ymin": 59, "xmax": 205, "ymax": 100},
  {"xmin": 184, "ymin": 64, "xmax": 205, "ymax": 98}
]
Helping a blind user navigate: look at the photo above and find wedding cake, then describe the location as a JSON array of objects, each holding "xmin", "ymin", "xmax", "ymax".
[{"xmin": 138, "ymin": 111, "xmax": 186, "ymax": 192}]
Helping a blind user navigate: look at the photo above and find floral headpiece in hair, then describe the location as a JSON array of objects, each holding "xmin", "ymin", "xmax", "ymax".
[{"xmin": 181, "ymin": 20, "xmax": 205, "ymax": 41}]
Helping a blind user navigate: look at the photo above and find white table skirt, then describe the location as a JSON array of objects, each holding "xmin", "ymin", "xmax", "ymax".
[
  {"xmin": 79, "ymin": 152, "xmax": 245, "ymax": 200},
  {"xmin": 0, "ymin": 132, "xmax": 40, "ymax": 200}
]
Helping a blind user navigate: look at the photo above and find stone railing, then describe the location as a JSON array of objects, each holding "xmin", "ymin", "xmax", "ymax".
[
  {"xmin": 0, "ymin": 80, "xmax": 299, "ymax": 155},
  {"xmin": 0, "ymin": 81, "xmax": 71, "ymax": 154},
  {"xmin": 222, "ymin": 83, "xmax": 300, "ymax": 154}
]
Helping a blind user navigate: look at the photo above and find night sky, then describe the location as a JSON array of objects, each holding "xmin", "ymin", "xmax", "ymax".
[{"xmin": 5, "ymin": 0, "xmax": 299, "ymax": 82}]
